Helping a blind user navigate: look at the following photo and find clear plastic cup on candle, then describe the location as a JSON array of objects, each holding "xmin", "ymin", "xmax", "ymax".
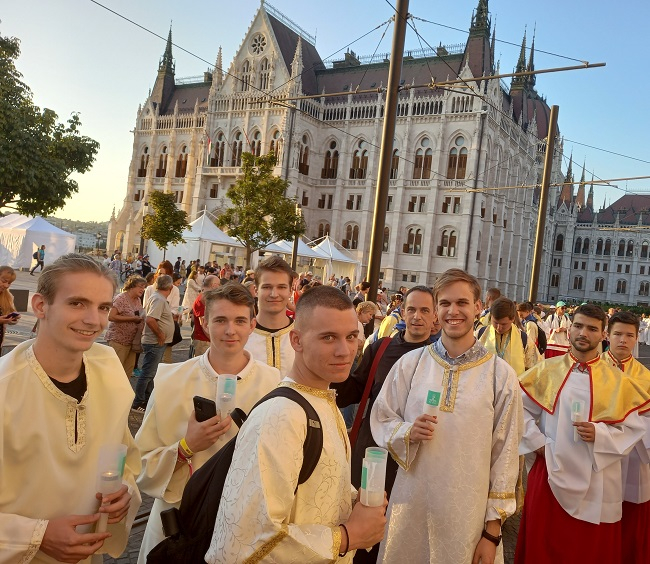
[
  {"xmin": 423, "ymin": 388, "xmax": 442, "ymax": 417},
  {"xmin": 571, "ymin": 399, "xmax": 586, "ymax": 442},
  {"xmin": 95, "ymin": 444, "xmax": 127, "ymax": 533},
  {"xmin": 360, "ymin": 447, "xmax": 387, "ymax": 507},
  {"xmin": 216, "ymin": 375, "xmax": 237, "ymax": 417}
]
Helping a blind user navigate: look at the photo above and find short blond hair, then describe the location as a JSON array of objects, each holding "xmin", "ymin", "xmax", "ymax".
[
  {"xmin": 432, "ymin": 268, "xmax": 481, "ymax": 304},
  {"xmin": 356, "ymin": 301, "xmax": 378, "ymax": 316}
]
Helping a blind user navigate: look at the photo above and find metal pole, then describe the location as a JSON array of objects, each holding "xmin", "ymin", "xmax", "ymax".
[
  {"xmin": 529, "ymin": 104, "xmax": 559, "ymax": 302},
  {"xmin": 366, "ymin": 0, "xmax": 409, "ymax": 304},
  {"xmin": 291, "ymin": 204, "xmax": 302, "ymax": 270}
]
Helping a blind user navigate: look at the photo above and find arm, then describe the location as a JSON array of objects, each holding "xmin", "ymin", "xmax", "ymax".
[
  {"xmin": 146, "ymin": 317, "xmax": 166, "ymax": 346},
  {"xmin": 519, "ymin": 391, "xmax": 547, "ymax": 456},
  {"xmin": 108, "ymin": 306, "xmax": 141, "ymax": 323},
  {"xmin": 590, "ymin": 411, "xmax": 646, "ymax": 472}
]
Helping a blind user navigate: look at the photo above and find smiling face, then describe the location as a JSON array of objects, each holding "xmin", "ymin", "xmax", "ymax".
[
  {"xmin": 32, "ymin": 272, "xmax": 114, "ymax": 356},
  {"xmin": 435, "ymin": 281, "xmax": 481, "ymax": 346},
  {"xmin": 569, "ymin": 313, "xmax": 606, "ymax": 354},
  {"xmin": 256, "ymin": 270, "xmax": 292, "ymax": 315},
  {"xmin": 608, "ymin": 322, "xmax": 637, "ymax": 361},
  {"xmin": 205, "ymin": 299, "xmax": 256, "ymax": 356},
  {"xmin": 290, "ymin": 305, "xmax": 359, "ymax": 389},
  {"xmin": 404, "ymin": 290, "xmax": 435, "ymax": 342}
]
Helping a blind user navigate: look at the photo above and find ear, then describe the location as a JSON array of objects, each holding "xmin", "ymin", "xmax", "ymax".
[
  {"xmin": 32, "ymin": 293, "xmax": 47, "ymax": 320},
  {"xmin": 249, "ymin": 317, "xmax": 257, "ymax": 333},
  {"xmin": 289, "ymin": 328, "xmax": 303, "ymax": 353},
  {"xmin": 474, "ymin": 299, "xmax": 482, "ymax": 317}
]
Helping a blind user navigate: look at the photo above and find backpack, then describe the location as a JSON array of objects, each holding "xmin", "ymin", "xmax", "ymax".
[
  {"xmin": 147, "ymin": 386, "xmax": 323, "ymax": 564},
  {"xmin": 32, "ymin": 251, "xmax": 38, "ymax": 259},
  {"xmin": 527, "ymin": 320, "xmax": 547, "ymax": 355}
]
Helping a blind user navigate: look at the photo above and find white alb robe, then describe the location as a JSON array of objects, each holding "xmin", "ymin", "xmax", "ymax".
[
  {"xmin": 370, "ymin": 345, "xmax": 523, "ymax": 564},
  {"xmin": 0, "ymin": 341, "xmax": 142, "ymax": 563},
  {"xmin": 245, "ymin": 326, "xmax": 295, "ymax": 377},
  {"xmin": 135, "ymin": 352, "xmax": 281, "ymax": 561},
  {"xmin": 206, "ymin": 379, "xmax": 355, "ymax": 563},
  {"xmin": 547, "ymin": 313, "xmax": 571, "ymax": 348},
  {"xmin": 520, "ymin": 369, "xmax": 645, "ymax": 523}
]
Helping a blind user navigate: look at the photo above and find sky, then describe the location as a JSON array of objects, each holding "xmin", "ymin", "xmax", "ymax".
[{"xmin": 2, "ymin": 0, "xmax": 649, "ymax": 221}]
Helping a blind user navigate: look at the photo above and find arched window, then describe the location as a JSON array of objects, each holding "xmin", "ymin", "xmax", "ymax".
[
  {"xmin": 555, "ymin": 234, "xmax": 564, "ymax": 252},
  {"xmin": 240, "ymin": 60, "xmax": 251, "ymax": 91},
  {"xmin": 382, "ymin": 227, "xmax": 390, "ymax": 252},
  {"xmin": 437, "ymin": 229, "xmax": 457, "ymax": 257},
  {"xmin": 231, "ymin": 132, "xmax": 243, "ymax": 166},
  {"xmin": 404, "ymin": 227, "xmax": 423, "ymax": 255},
  {"xmin": 250, "ymin": 131, "xmax": 262, "ymax": 157},
  {"xmin": 616, "ymin": 280, "xmax": 627, "ymax": 294},
  {"xmin": 551, "ymin": 274, "xmax": 559, "ymax": 287},
  {"xmin": 138, "ymin": 147, "xmax": 149, "ymax": 177},
  {"xmin": 413, "ymin": 138, "xmax": 432, "ymax": 179},
  {"xmin": 390, "ymin": 149, "xmax": 399, "ymax": 179},
  {"xmin": 349, "ymin": 140, "xmax": 368, "ymax": 179},
  {"xmin": 321, "ymin": 140, "xmax": 339, "ymax": 179},
  {"xmin": 582, "ymin": 238, "xmax": 590, "ymax": 255},
  {"xmin": 447, "ymin": 136, "xmax": 467, "ymax": 179},
  {"xmin": 156, "ymin": 146, "xmax": 168, "ymax": 177},
  {"xmin": 343, "ymin": 224, "xmax": 359, "ymax": 250},
  {"xmin": 318, "ymin": 223, "xmax": 330, "ymax": 238},
  {"xmin": 594, "ymin": 278, "xmax": 604, "ymax": 292},
  {"xmin": 604, "ymin": 239, "xmax": 612, "ymax": 255},
  {"xmin": 596, "ymin": 238, "xmax": 603, "ymax": 255},
  {"xmin": 627, "ymin": 240, "xmax": 634, "ymax": 257},
  {"xmin": 573, "ymin": 276, "xmax": 583, "ymax": 290},
  {"xmin": 640, "ymin": 281, "xmax": 650, "ymax": 296},
  {"xmin": 574, "ymin": 237, "xmax": 582, "ymax": 254},
  {"xmin": 259, "ymin": 58, "xmax": 270, "ymax": 90},
  {"xmin": 175, "ymin": 145, "xmax": 188, "ymax": 177},
  {"xmin": 618, "ymin": 240, "xmax": 625, "ymax": 257},
  {"xmin": 642, "ymin": 241, "xmax": 649, "ymax": 259},
  {"xmin": 299, "ymin": 136, "xmax": 310, "ymax": 176},
  {"xmin": 268, "ymin": 130, "xmax": 282, "ymax": 163},
  {"xmin": 211, "ymin": 132, "xmax": 226, "ymax": 167}
]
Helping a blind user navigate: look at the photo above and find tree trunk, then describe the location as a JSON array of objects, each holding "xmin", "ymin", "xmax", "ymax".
[
  {"xmin": 163, "ymin": 248, "xmax": 166, "ymax": 261},
  {"xmin": 245, "ymin": 246, "xmax": 252, "ymax": 270}
]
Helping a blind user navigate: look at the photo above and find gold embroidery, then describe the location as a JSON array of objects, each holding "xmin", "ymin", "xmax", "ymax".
[
  {"xmin": 496, "ymin": 507, "xmax": 507, "ymax": 524},
  {"xmin": 387, "ymin": 422, "xmax": 408, "ymax": 471},
  {"xmin": 199, "ymin": 354, "xmax": 256, "ymax": 384},
  {"xmin": 20, "ymin": 519, "xmax": 48, "ymax": 564},
  {"xmin": 243, "ymin": 525, "xmax": 288, "ymax": 563},
  {"xmin": 254, "ymin": 325, "xmax": 293, "ymax": 373},
  {"xmin": 488, "ymin": 491, "xmax": 516, "ymax": 499},
  {"xmin": 331, "ymin": 525, "xmax": 342, "ymax": 560}
]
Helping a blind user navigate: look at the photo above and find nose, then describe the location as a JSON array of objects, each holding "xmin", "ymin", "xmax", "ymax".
[
  {"xmin": 333, "ymin": 338, "xmax": 350, "ymax": 358},
  {"xmin": 83, "ymin": 307, "xmax": 103, "ymax": 327},
  {"xmin": 225, "ymin": 322, "xmax": 235, "ymax": 335}
]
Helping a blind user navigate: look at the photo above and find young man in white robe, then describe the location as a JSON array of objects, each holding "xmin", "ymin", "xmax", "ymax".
[
  {"xmin": 0, "ymin": 254, "xmax": 141, "ymax": 563},
  {"xmin": 206, "ymin": 286, "xmax": 387, "ymax": 563},
  {"xmin": 244, "ymin": 256, "xmax": 296, "ymax": 376},
  {"xmin": 545, "ymin": 301, "xmax": 572, "ymax": 357},
  {"xmin": 135, "ymin": 283, "xmax": 281, "ymax": 561},
  {"xmin": 516, "ymin": 304, "xmax": 650, "ymax": 563},
  {"xmin": 371, "ymin": 268, "xmax": 523, "ymax": 564},
  {"xmin": 601, "ymin": 311, "xmax": 650, "ymax": 563}
]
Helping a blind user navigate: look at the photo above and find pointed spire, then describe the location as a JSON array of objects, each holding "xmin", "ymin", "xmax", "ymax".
[
  {"xmin": 511, "ymin": 28, "xmax": 527, "ymax": 90},
  {"xmin": 470, "ymin": 0, "xmax": 490, "ymax": 37},
  {"xmin": 565, "ymin": 153, "xmax": 573, "ymax": 182},
  {"xmin": 490, "ymin": 22, "xmax": 496, "ymax": 70},
  {"xmin": 576, "ymin": 160, "xmax": 586, "ymax": 208},
  {"xmin": 291, "ymin": 36, "xmax": 304, "ymax": 79},
  {"xmin": 159, "ymin": 25, "xmax": 175, "ymax": 74},
  {"xmin": 527, "ymin": 26, "xmax": 536, "ymax": 87},
  {"xmin": 587, "ymin": 174, "xmax": 594, "ymax": 210}
]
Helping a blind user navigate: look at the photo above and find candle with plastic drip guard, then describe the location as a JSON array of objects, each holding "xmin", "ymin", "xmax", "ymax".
[
  {"xmin": 216, "ymin": 375, "xmax": 237, "ymax": 417},
  {"xmin": 572, "ymin": 399, "xmax": 586, "ymax": 442},
  {"xmin": 96, "ymin": 444, "xmax": 127, "ymax": 533},
  {"xmin": 422, "ymin": 387, "xmax": 442, "ymax": 417},
  {"xmin": 360, "ymin": 447, "xmax": 388, "ymax": 507}
]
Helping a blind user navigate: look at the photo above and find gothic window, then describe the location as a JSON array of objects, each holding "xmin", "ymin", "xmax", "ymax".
[
  {"xmin": 596, "ymin": 238, "xmax": 603, "ymax": 255},
  {"xmin": 175, "ymin": 146, "xmax": 188, "ymax": 178},
  {"xmin": 349, "ymin": 141, "xmax": 368, "ymax": 179},
  {"xmin": 342, "ymin": 224, "xmax": 359, "ymax": 249},
  {"xmin": 390, "ymin": 149, "xmax": 399, "ymax": 179},
  {"xmin": 269, "ymin": 130, "xmax": 282, "ymax": 163},
  {"xmin": 555, "ymin": 234, "xmax": 564, "ymax": 252},
  {"xmin": 231, "ymin": 132, "xmax": 243, "ymax": 166},
  {"xmin": 437, "ymin": 229, "xmax": 457, "ymax": 257},
  {"xmin": 382, "ymin": 227, "xmax": 390, "ymax": 252},
  {"xmin": 251, "ymin": 131, "xmax": 262, "ymax": 157},
  {"xmin": 259, "ymin": 57, "xmax": 270, "ymax": 90},
  {"xmin": 298, "ymin": 135, "xmax": 310, "ymax": 175},
  {"xmin": 550, "ymin": 274, "xmax": 559, "ymax": 287},
  {"xmin": 640, "ymin": 281, "xmax": 650, "ymax": 296},
  {"xmin": 574, "ymin": 237, "xmax": 582, "ymax": 254},
  {"xmin": 138, "ymin": 147, "xmax": 149, "ymax": 177},
  {"xmin": 616, "ymin": 279, "xmax": 627, "ymax": 294},
  {"xmin": 447, "ymin": 136, "xmax": 468, "ymax": 179},
  {"xmin": 594, "ymin": 277, "xmax": 605, "ymax": 292},
  {"xmin": 317, "ymin": 223, "xmax": 330, "ymax": 238},
  {"xmin": 413, "ymin": 138, "xmax": 432, "ymax": 179},
  {"xmin": 211, "ymin": 133, "xmax": 226, "ymax": 167},
  {"xmin": 642, "ymin": 241, "xmax": 649, "ymax": 259},
  {"xmin": 618, "ymin": 240, "xmax": 625, "ymax": 257},
  {"xmin": 627, "ymin": 240, "xmax": 634, "ymax": 257},
  {"xmin": 573, "ymin": 276, "xmax": 583, "ymax": 290},
  {"xmin": 604, "ymin": 239, "xmax": 612, "ymax": 255},
  {"xmin": 321, "ymin": 140, "xmax": 339, "ymax": 179},
  {"xmin": 156, "ymin": 146, "xmax": 168, "ymax": 177},
  {"xmin": 240, "ymin": 60, "xmax": 251, "ymax": 92},
  {"xmin": 582, "ymin": 238, "xmax": 590, "ymax": 254},
  {"xmin": 404, "ymin": 227, "xmax": 423, "ymax": 255}
]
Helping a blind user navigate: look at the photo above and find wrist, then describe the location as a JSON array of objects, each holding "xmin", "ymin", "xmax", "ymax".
[
  {"xmin": 338, "ymin": 524, "xmax": 350, "ymax": 556},
  {"xmin": 179, "ymin": 437, "xmax": 194, "ymax": 457}
]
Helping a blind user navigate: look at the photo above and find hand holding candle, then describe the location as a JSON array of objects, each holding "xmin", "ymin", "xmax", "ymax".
[
  {"xmin": 95, "ymin": 444, "xmax": 127, "ymax": 533},
  {"xmin": 216, "ymin": 375, "xmax": 237, "ymax": 417},
  {"xmin": 571, "ymin": 400, "xmax": 585, "ymax": 442}
]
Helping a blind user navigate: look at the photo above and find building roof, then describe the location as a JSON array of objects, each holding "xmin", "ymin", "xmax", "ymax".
[
  {"xmin": 162, "ymin": 83, "xmax": 210, "ymax": 115},
  {"xmin": 577, "ymin": 193, "xmax": 650, "ymax": 226}
]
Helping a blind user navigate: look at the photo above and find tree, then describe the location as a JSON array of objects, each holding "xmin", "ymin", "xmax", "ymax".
[
  {"xmin": 216, "ymin": 152, "xmax": 305, "ymax": 267},
  {"xmin": 141, "ymin": 191, "xmax": 189, "ymax": 259}
]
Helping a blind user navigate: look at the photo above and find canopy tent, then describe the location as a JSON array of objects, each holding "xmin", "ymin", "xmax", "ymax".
[
  {"xmin": 310, "ymin": 236, "xmax": 361, "ymax": 282},
  {"xmin": 147, "ymin": 214, "xmax": 243, "ymax": 267},
  {"xmin": 0, "ymin": 215, "xmax": 76, "ymax": 269},
  {"xmin": 263, "ymin": 239, "xmax": 326, "ymax": 260}
]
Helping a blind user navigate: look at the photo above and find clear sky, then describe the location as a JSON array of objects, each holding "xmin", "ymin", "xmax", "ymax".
[{"xmin": 2, "ymin": 0, "xmax": 649, "ymax": 221}]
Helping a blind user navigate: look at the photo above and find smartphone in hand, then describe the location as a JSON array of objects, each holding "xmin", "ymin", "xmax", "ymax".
[
  {"xmin": 193, "ymin": 396, "xmax": 217, "ymax": 422},
  {"xmin": 5, "ymin": 312, "xmax": 20, "ymax": 319}
]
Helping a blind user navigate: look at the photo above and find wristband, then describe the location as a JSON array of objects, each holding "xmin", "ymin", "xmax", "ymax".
[
  {"xmin": 177, "ymin": 444, "xmax": 194, "ymax": 476},
  {"xmin": 481, "ymin": 528, "xmax": 502, "ymax": 546},
  {"xmin": 179, "ymin": 437, "xmax": 194, "ymax": 457},
  {"xmin": 338, "ymin": 523, "xmax": 349, "ymax": 557}
]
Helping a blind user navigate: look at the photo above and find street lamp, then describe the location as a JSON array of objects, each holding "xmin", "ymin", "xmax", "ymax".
[
  {"xmin": 291, "ymin": 203, "xmax": 302, "ymax": 270},
  {"xmin": 96, "ymin": 232, "xmax": 102, "ymax": 255}
]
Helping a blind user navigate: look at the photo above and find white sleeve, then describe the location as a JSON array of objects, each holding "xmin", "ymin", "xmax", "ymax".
[
  {"xmin": 519, "ymin": 392, "xmax": 548, "ymax": 455},
  {"xmin": 592, "ymin": 411, "xmax": 646, "ymax": 473}
]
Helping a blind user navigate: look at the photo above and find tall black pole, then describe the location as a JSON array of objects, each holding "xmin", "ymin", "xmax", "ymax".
[
  {"xmin": 529, "ymin": 104, "xmax": 559, "ymax": 302},
  {"xmin": 366, "ymin": 0, "xmax": 409, "ymax": 304}
]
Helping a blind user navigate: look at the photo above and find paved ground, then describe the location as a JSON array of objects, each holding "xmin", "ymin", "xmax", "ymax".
[{"xmin": 8, "ymin": 272, "xmax": 650, "ymax": 563}]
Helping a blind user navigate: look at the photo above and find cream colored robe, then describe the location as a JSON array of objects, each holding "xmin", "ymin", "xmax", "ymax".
[
  {"xmin": 244, "ymin": 326, "xmax": 295, "ymax": 377},
  {"xmin": 0, "ymin": 341, "xmax": 141, "ymax": 563},
  {"xmin": 370, "ymin": 345, "xmax": 523, "ymax": 564},
  {"xmin": 206, "ymin": 379, "xmax": 355, "ymax": 563},
  {"xmin": 135, "ymin": 352, "xmax": 281, "ymax": 562}
]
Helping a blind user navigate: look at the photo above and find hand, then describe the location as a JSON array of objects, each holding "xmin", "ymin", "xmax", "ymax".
[
  {"xmin": 40, "ymin": 514, "xmax": 111, "ymax": 563},
  {"xmin": 95, "ymin": 485, "xmax": 131, "ymax": 524},
  {"xmin": 345, "ymin": 493, "xmax": 388, "ymax": 551},
  {"xmin": 574, "ymin": 422, "xmax": 595, "ymax": 442},
  {"xmin": 409, "ymin": 414, "xmax": 437, "ymax": 443},
  {"xmin": 184, "ymin": 410, "xmax": 232, "ymax": 453},
  {"xmin": 535, "ymin": 446, "xmax": 545, "ymax": 458},
  {"xmin": 472, "ymin": 537, "xmax": 497, "ymax": 564},
  {"xmin": 157, "ymin": 334, "xmax": 165, "ymax": 346},
  {"xmin": 133, "ymin": 316, "xmax": 143, "ymax": 323},
  {"xmin": 7, "ymin": 314, "xmax": 19, "ymax": 325}
]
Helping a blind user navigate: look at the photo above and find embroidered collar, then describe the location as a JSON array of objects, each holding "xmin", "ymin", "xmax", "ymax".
[
  {"xmin": 568, "ymin": 351, "xmax": 600, "ymax": 373},
  {"xmin": 198, "ymin": 350, "xmax": 254, "ymax": 384},
  {"xmin": 279, "ymin": 379, "xmax": 337, "ymax": 402},
  {"xmin": 433, "ymin": 338, "xmax": 488, "ymax": 366}
]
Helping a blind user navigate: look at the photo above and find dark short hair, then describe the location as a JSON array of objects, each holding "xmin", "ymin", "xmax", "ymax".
[
  {"xmin": 360, "ymin": 281, "xmax": 371, "ymax": 291},
  {"xmin": 295, "ymin": 285, "xmax": 353, "ymax": 329},
  {"xmin": 573, "ymin": 304, "xmax": 607, "ymax": 330},
  {"xmin": 404, "ymin": 285, "xmax": 434, "ymax": 306},
  {"xmin": 491, "ymin": 297, "xmax": 516, "ymax": 320},
  {"xmin": 608, "ymin": 311, "xmax": 640, "ymax": 334},
  {"xmin": 254, "ymin": 256, "xmax": 294, "ymax": 286},
  {"xmin": 486, "ymin": 287, "xmax": 501, "ymax": 300},
  {"xmin": 516, "ymin": 301, "xmax": 533, "ymax": 313},
  {"xmin": 204, "ymin": 284, "xmax": 255, "ymax": 319}
]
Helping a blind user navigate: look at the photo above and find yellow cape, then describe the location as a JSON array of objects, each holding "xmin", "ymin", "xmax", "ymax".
[
  {"xmin": 519, "ymin": 352, "xmax": 650, "ymax": 423},
  {"xmin": 479, "ymin": 325, "xmax": 526, "ymax": 375},
  {"xmin": 602, "ymin": 351, "xmax": 650, "ymax": 413}
]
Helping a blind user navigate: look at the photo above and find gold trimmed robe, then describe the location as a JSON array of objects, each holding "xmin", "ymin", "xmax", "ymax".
[{"xmin": 245, "ymin": 325, "xmax": 295, "ymax": 377}]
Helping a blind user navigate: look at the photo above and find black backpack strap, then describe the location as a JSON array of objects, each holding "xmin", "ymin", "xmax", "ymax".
[{"xmin": 247, "ymin": 386, "xmax": 323, "ymax": 491}]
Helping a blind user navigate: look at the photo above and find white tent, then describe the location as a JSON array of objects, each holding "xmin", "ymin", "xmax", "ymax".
[
  {"xmin": 147, "ymin": 214, "xmax": 243, "ymax": 266},
  {"xmin": 0, "ymin": 215, "xmax": 76, "ymax": 269},
  {"xmin": 263, "ymin": 239, "xmax": 326, "ymax": 260},
  {"xmin": 310, "ymin": 236, "xmax": 361, "ymax": 282}
]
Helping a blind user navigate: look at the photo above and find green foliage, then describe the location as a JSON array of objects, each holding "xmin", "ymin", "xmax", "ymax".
[
  {"xmin": 216, "ymin": 152, "xmax": 305, "ymax": 266},
  {"xmin": 141, "ymin": 191, "xmax": 189, "ymax": 254},
  {"xmin": 0, "ymin": 32, "xmax": 100, "ymax": 215}
]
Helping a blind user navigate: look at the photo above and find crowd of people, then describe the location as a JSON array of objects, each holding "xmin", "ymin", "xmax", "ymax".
[{"xmin": 1, "ymin": 253, "xmax": 650, "ymax": 563}]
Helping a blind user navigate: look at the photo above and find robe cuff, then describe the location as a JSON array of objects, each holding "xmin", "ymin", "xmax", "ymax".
[
  {"xmin": 27, "ymin": 519, "xmax": 48, "ymax": 562},
  {"xmin": 331, "ymin": 526, "xmax": 342, "ymax": 560},
  {"xmin": 386, "ymin": 422, "xmax": 417, "ymax": 471},
  {"xmin": 485, "ymin": 495, "xmax": 516, "ymax": 524}
]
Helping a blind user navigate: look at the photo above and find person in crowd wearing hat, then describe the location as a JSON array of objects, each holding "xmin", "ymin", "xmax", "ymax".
[
  {"xmin": 141, "ymin": 255, "xmax": 152, "ymax": 277},
  {"xmin": 545, "ymin": 301, "xmax": 572, "ymax": 358},
  {"xmin": 243, "ymin": 269, "xmax": 255, "ymax": 284}
]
